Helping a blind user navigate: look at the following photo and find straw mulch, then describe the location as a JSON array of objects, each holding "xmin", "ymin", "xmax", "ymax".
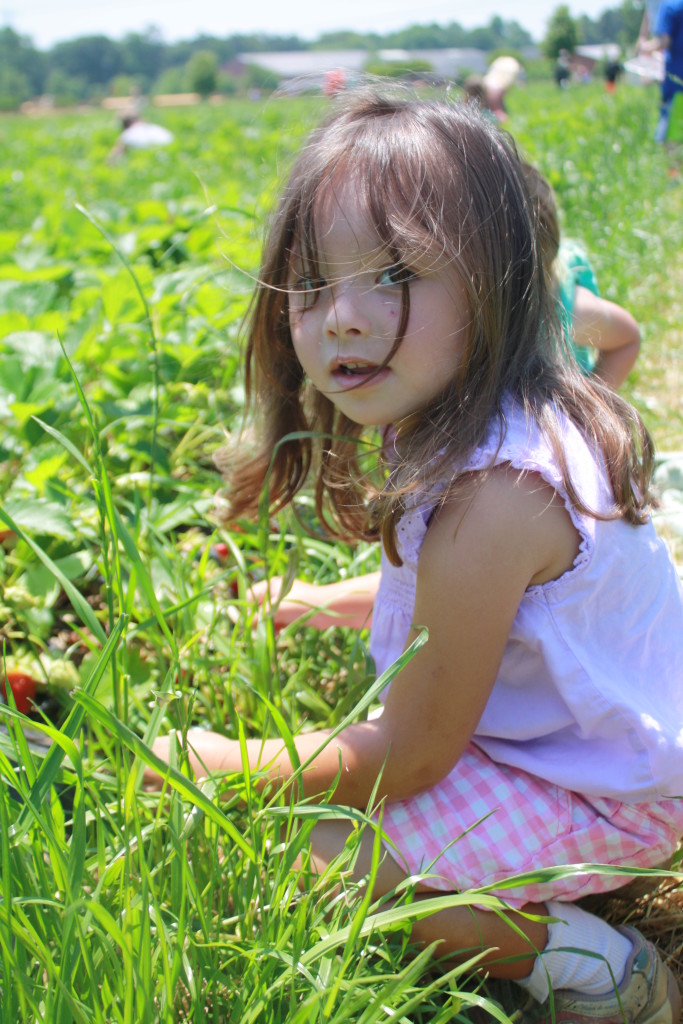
[{"xmin": 582, "ymin": 873, "xmax": 683, "ymax": 996}]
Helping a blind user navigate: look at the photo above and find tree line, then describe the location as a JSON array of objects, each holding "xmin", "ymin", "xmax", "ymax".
[{"xmin": 1, "ymin": 1, "xmax": 646, "ymax": 112}]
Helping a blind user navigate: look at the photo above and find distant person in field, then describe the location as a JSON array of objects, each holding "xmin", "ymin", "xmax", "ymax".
[
  {"xmin": 523, "ymin": 162, "xmax": 641, "ymax": 388},
  {"xmin": 604, "ymin": 57, "xmax": 624, "ymax": 92},
  {"xmin": 483, "ymin": 55, "xmax": 522, "ymax": 120},
  {"xmin": 554, "ymin": 49, "xmax": 571, "ymax": 88},
  {"xmin": 462, "ymin": 74, "xmax": 496, "ymax": 121},
  {"xmin": 323, "ymin": 69, "xmax": 347, "ymax": 97},
  {"xmin": 147, "ymin": 93, "xmax": 683, "ymax": 1024},
  {"xmin": 638, "ymin": 0, "xmax": 683, "ymax": 143},
  {"xmin": 108, "ymin": 113, "xmax": 174, "ymax": 162}
]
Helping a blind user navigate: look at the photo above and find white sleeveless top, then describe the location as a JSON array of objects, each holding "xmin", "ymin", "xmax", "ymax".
[{"xmin": 369, "ymin": 403, "xmax": 683, "ymax": 802}]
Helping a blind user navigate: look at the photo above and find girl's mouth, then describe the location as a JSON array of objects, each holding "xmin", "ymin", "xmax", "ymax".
[
  {"xmin": 338, "ymin": 361, "xmax": 377, "ymax": 376},
  {"xmin": 330, "ymin": 360, "xmax": 389, "ymax": 389}
]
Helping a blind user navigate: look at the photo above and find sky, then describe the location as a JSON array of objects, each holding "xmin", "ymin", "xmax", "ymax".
[{"xmin": 9, "ymin": 0, "xmax": 603, "ymax": 50}]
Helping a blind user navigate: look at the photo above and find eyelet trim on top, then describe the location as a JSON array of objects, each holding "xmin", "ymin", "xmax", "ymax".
[{"xmin": 395, "ymin": 435, "xmax": 594, "ymax": 599}]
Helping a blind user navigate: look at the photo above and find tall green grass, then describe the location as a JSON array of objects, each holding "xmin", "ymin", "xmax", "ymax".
[{"xmin": 0, "ymin": 84, "xmax": 681, "ymax": 1021}]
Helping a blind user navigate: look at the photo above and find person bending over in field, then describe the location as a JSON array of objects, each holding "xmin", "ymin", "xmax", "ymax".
[
  {"xmin": 108, "ymin": 113, "xmax": 174, "ymax": 163},
  {"xmin": 148, "ymin": 92, "xmax": 683, "ymax": 1023}
]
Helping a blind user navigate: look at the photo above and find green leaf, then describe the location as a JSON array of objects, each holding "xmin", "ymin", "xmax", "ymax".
[
  {"xmin": 0, "ymin": 280, "xmax": 58, "ymax": 316},
  {"xmin": 22, "ymin": 551, "xmax": 93, "ymax": 607},
  {"xmin": 0, "ymin": 505, "xmax": 105, "ymax": 642},
  {"xmin": 1, "ymin": 498, "xmax": 76, "ymax": 540},
  {"xmin": 0, "ymin": 330, "xmax": 65, "ymax": 365}
]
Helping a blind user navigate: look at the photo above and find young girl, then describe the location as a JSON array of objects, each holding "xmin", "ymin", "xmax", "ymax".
[
  {"xmin": 523, "ymin": 162, "xmax": 641, "ymax": 389},
  {"xmin": 151, "ymin": 92, "xmax": 683, "ymax": 1021}
]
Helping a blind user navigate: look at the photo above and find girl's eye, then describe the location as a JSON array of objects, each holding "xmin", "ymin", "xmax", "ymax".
[
  {"xmin": 377, "ymin": 264, "xmax": 416, "ymax": 286},
  {"xmin": 293, "ymin": 275, "xmax": 325, "ymax": 293}
]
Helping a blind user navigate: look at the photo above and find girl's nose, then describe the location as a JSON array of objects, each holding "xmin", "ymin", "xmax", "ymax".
[{"xmin": 324, "ymin": 284, "xmax": 371, "ymax": 339}]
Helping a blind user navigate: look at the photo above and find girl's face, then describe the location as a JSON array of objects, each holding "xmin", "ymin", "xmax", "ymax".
[{"xmin": 287, "ymin": 186, "xmax": 470, "ymax": 427}]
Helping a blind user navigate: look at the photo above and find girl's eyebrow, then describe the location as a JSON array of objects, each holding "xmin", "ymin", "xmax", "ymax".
[
  {"xmin": 288, "ymin": 236, "xmax": 420, "ymax": 280},
  {"xmin": 326, "ymin": 246, "xmax": 406, "ymax": 273}
]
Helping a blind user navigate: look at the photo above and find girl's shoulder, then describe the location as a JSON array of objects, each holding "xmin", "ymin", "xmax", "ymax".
[
  {"xmin": 395, "ymin": 401, "xmax": 618, "ymax": 575},
  {"xmin": 457, "ymin": 401, "xmax": 612, "ymax": 536},
  {"xmin": 396, "ymin": 404, "xmax": 596, "ymax": 565}
]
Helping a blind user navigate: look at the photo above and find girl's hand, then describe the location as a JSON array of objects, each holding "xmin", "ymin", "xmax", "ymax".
[
  {"xmin": 250, "ymin": 576, "xmax": 325, "ymax": 628},
  {"xmin": 251, "ymin": 572, "xmax": 379, "ymax": 630},
  {"xmin": 144, "ymin": 729, "xmax": 298, "ymax": 801}
]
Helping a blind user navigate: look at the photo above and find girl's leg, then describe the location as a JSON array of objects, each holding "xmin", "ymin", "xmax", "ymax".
[
  {"xmin": 305, "ymin": 820, "xmax": 682, "ymax": 1023},
  {"xmin": 306, "ymin": 818, "xmax": 548, "ymax": 980}
]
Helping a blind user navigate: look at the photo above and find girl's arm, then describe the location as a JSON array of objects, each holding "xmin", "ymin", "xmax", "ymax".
[
  {"xmin": 150, "ymin": 468, "xmax": 579, "ymax": 806},
  {"xmin": 250, "ymin": 572, "xmax": 380, "ymax": 630},
  {"xmin": 571, "ymin": 285, "xmax": 641, "ymax": 389}
]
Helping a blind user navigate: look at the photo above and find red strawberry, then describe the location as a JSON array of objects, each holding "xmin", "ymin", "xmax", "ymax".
[{"xmin": 1, "ymin": 671, "xmax": 37, "ymax": 714}]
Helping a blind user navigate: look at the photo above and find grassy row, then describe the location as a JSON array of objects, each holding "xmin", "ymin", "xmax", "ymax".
[{"xmin": 0, "ymin": 83, "xmax": 681, "ymax": 1021}]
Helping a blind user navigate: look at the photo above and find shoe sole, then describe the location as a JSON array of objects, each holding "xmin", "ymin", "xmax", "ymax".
[{"xmin": 642, "ymin": 969, "xmax": 682, "ymax": 1024}]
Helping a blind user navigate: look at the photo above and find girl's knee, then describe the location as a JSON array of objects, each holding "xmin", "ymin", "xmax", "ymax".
[{"xmin": 298, "ymin": 819, "xmax": 409, "ymax": 896}]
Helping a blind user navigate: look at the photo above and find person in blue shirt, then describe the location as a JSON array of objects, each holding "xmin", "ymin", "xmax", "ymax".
[{"xmin": 639, "ymin": 0, "xmax": 683, "ymax": 143}]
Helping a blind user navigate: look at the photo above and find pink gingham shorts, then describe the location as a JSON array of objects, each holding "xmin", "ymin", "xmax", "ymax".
[{"xmin": 377, "ymin": 742, "xmax": 683, "ymax": 909}]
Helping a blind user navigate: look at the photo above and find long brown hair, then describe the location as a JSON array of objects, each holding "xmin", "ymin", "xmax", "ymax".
[
  {"xmin": 523, "ymin": 160, "xmax": 561, "ymax": 290},
  {"xmin": 220, "ymin": 90, "xmax": 653, "ymax": 564}
]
